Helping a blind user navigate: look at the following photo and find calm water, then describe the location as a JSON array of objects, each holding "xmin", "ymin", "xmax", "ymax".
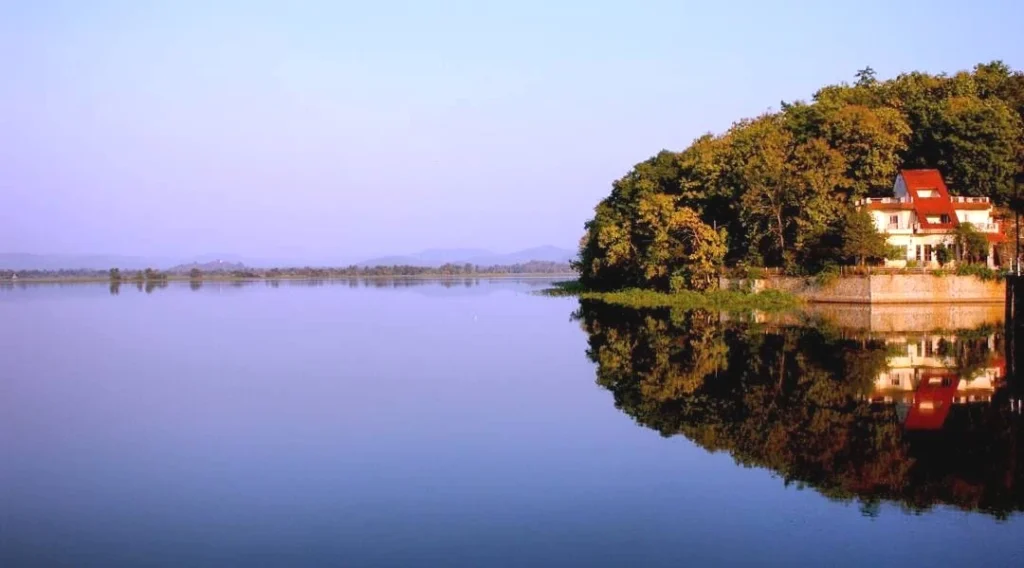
[{"xmin": 2, "ymin": 279, "xmax": 1023, "ymax": 566}]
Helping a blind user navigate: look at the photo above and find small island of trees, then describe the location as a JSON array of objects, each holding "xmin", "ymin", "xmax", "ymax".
[{"xmin": 575, "ymin": 62, "xmax": 1024, "ymax": 292}]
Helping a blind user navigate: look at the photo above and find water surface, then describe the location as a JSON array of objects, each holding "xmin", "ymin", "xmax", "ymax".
[{"xmin": 2, "ymin": 280, "xmax": 1023, "ymax": 566}]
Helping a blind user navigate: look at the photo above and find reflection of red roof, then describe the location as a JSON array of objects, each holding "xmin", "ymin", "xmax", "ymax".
[
  {"xmin": 904, "ymin": 370, "xmax": 958, "ymax": 431},
  {"xmin": 987, "ymin": 232, "xmax": 1007, "ymax": 243},
  {"xmin": 900, "ymin": 169, "xmax": 959, "ymax": 230},
  {"xmin": 993, "ymin": 355, "xmax": 1006, "ymax": 379}
]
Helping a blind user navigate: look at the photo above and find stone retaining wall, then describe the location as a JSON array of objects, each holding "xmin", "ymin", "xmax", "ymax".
[{"xmin": 720, "ymin": 274, "xmax": 1004, "ymax": 304}]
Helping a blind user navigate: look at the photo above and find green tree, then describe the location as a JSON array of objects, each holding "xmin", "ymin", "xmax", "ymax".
[
  {"xmin": 635, "ymin": 194, "xmax": 726, "ymax": 291},
  {"xmin": 109, "ymin": 268, "xmax": 121, "ymax": 281},
  {"xmin": 189, "ymin": 268, "xmax": 202, "ymax": 280},
  {"xmin": 930, "ymin": 96, "xmax": 1021, "ymax": 202},
  {"xmin": 819, "ymin": 105, "xmax": 910, "ymax": 199},
  {"xmin": 731, "ymin": 117, "xmax": 846, "ymax": 268},
  {"xmin": 841, "ymin": 209, "xmax": 888, "ymax": 266},
  {"xmin": 935, "ymin": 244, "xmax": 952, "ymax": 267},
  {"xmin": 732, "ymin": 116, "xmax": 800, "ymax": 266},
  {"xmin": 855, "ymin": 66, "xmax": 877, "ymax": 87},
  {"xmin": 953, "ymin": 223, "xmax": 990, "ymax": 264}
]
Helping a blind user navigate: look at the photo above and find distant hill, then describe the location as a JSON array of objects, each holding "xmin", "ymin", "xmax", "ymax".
[
  {"xmin": 167, "ymin": 260, "xmax": 248, "ymax": 274},
  {"xmin": 1, "ymin": 246, "xmax": 577, "ymax": 271},
  {"xmin": 358, "ymin": 246, "xmax": 575, "ymax": 268}
]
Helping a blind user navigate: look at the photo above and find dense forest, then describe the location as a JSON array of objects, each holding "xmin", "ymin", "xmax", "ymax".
[
  {"xmin": 578, "ymin": 302, "xmax": 1024, "ymax": 517},
  {"xmin": 576, "ymin": 62, "xmax": 1024, "ymax": 291}
]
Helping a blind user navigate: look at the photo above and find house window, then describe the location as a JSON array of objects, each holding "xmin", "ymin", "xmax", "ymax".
[
  {"xmin": 918, "ymin": 189, "xmax": 938, "ymax": 198},
  {"xmin": 924, "ymin": 244, "xmax": 933, "ymax": 262},
  {"xmin": 891, "ymin": 377, "xmax": 901, "ymax": 387},
  {"xmin": 940, "ymin": 214, "xmax": 950, "ymax": 224},
  {"xmin": 889, "ymin": 214, "xmax": 899, "ymax": 227},
  {"xmin": 916, "ymin": 245, "xmax": 922, "ymax": 261}
]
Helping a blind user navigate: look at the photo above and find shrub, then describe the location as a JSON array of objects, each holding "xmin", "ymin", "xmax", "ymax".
[
  {"xmin": 814, "ymin": 265, "xmax": 841, "ymax": 287},
  {"xmin": 744, "ymin": 266, "xmax": 767, "ymax": 280},
  {"xmin": 955, "ymin": 264, "xmax": 999, "ymax": 281}
]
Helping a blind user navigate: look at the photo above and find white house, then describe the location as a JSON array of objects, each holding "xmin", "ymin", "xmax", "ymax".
[{"xmin": 858, "ymin": 169, "xmax": 1005, "ymax": 268}]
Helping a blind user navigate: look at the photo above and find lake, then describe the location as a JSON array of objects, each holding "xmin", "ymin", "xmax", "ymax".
[{"xmin": 2, "ymin": 279, "xmax": 1023, "ymax": 567}]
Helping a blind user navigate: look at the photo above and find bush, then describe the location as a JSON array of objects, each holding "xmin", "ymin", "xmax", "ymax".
[
  {"xmin": 954, "ymin": 264, "xmax": 999, "ymax": 281},
  {"xmin": 741, "ymin": 266, "xmax": 767, "ymax": 280},
  {"xmin": 814, "ymin": 265, "xmax": 841, "ymax": 287}
]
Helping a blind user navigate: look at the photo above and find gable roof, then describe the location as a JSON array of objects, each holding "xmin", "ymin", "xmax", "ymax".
[{"xmin": 899, "ymin": 169, "xmax": 959, "ymax": 230}]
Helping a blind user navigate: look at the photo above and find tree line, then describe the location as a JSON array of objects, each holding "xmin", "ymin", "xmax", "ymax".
[
  {"xmin": 2, "ymin": 261, "xmax": 573, "ymax": 281},
  {"xmin": 576, "ymin": 62, "xmax": 1024, "ymax": 291}
]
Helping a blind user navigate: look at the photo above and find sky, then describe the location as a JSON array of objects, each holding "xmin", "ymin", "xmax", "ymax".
[{"xmin": 1, "ymin": 0, "xmax": 1022, "ymax": 263}]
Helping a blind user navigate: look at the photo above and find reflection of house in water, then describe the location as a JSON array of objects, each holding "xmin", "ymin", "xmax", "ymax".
[{"xmin": 867, "ymin": 333, "xmax": 1005, "ymax": 430}]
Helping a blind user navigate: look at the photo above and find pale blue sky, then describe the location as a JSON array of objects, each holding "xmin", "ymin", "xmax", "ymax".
[{"xmin": 1, "ymin": 0, "xmax": 1022, "ymax": 262}]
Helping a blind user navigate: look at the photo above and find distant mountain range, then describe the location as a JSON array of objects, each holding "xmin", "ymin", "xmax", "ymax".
[
  {"xmin": 0, "ymin": 246, "xmax": 576, "ymax": 271},
  {"xmin": 356, "ymin": 246, "xmax": 575, "ymax": 267}
]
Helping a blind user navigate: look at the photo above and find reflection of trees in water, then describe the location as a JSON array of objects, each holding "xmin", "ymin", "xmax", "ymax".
[{"xmin": 578, "ymin": 301, "xmax": 1024, "ymax": 518}]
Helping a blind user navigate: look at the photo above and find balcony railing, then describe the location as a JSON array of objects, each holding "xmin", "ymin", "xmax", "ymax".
[
  {"xmin": 971, "ymin": 222, "xmax": 1000, "ymax": 232},
  {"xmin": 860, "ymin": 197, "xmax": 912, "ymax": 205},
  {"xmin": 860, "ymin": 195, "xmax": 992, "ymax": 207},
  {"xmin": 951, "ymin": 196, "xmax": 991, "ymax": 204},
  {"xmin": 908, "ymin": 221, "xmax": 1001, "ymax": 233}
]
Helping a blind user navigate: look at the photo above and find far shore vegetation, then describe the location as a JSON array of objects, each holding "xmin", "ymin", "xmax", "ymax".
[
  {"xmin": 574, "ymin": 62, "xmax": 1024, "ymax": 292},
  {"xmin": 1, "ymin": 261, "xmax": 574, "ymax": 283}
]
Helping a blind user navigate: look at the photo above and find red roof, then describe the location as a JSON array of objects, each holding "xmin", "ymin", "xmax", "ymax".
[{"xmin": 900, "ymin": 169, "xmax": 959, "ymax": 230}]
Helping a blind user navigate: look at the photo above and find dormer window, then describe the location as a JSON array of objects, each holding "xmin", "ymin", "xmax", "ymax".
[{"xmin": 917, "ymin": 188, "xmax": 938, "ymax": 198}]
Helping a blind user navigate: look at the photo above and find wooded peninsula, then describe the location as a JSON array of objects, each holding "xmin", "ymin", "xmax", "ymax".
[{"xmin": 575, "ymin": 62, "xmax": 1024, "ymax": 292}]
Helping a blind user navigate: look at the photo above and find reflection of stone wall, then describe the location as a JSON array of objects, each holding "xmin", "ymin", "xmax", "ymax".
[
  {"xmin": 728, "ymin": 304, "xmax": 1004, "ymax": 332},
  {"xmin": 806, "ymin": 303, "xmax": 1005, "ymax": 332},
  {"xmin": 720, "ymin": 275, "xmax": 1005, "ymax": 304}
]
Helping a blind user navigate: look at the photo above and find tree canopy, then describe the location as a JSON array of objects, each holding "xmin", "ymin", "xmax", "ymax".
[{"xmin": 577, "ymin": 62, "xmax": 1024, "ymax": 289}]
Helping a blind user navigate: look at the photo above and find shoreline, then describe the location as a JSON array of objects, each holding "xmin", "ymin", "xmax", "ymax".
[{"xmin": 2, "ymin": 273, "xmax": 579, "ymax": 285}]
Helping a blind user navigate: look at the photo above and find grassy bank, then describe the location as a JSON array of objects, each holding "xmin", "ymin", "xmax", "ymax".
[{"xmin": 542, "ymin": 280, "xmax": 799, "ymax": 312}]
